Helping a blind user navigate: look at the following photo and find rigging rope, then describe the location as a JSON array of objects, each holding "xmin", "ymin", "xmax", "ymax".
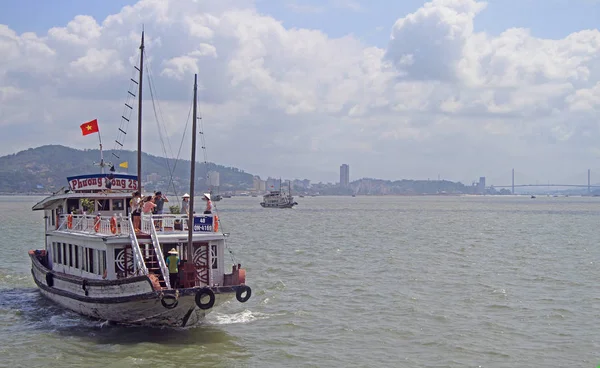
[
  {"xmin": 121, "ymin": 47, "xmax": 237, "ymax": 265},
  {"xmin": 194, "ymin": 81, "xmax": 237, "ymax": 265},
  {"xmin": 145, "ymin": 53, "xmax": 194, "ymax": 207},
  {"xmin": 111, "ymin": 54, "xmax": 141, "ymax": 164},
  {"xmin": 143, "ymin": 53, "xmax": 194, "ymax": 209}
]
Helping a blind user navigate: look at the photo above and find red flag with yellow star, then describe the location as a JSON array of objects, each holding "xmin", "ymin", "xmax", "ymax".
[{"xmin": 80, "ymin": 119, "xmax": 99, "ymax": 136}]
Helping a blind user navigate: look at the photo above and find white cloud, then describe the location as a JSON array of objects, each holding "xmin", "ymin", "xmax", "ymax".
[
  {"xmin": 69, "ymin": 48, "xmax": 125, "ymax": 75},
  {"xmin": 48, "ymin": 15, "xmax": 101, "ymax": 45},
  {"xmin": 0, "ymin": 0, "xmax": 599, "ymax": 184},
  {"xmin": 566, "ymin": 82, "xmax": 600, "ymax": 111}
]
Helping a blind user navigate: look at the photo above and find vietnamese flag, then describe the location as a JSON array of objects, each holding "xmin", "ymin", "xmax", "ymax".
[{"xmin": 80, "ymin": 119, "xmax": 99, "ymax": 136}]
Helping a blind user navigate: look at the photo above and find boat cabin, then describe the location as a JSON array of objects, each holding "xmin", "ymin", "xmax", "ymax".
[{"xmin": 32, "ymin": 173, "xmax": 238, "ymax": 290}]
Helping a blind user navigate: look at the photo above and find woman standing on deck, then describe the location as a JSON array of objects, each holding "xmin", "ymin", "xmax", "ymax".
[
  {"xmin": 142, "ymin": 195, "xmax": 156, "ymax": 215},
  {"xmin": 181, "ymin": 193, "xmax": 190, "ymax": 215},
  {"xmin": 129, "ymin": 191, "xmax": 142, "ymax": 231}
]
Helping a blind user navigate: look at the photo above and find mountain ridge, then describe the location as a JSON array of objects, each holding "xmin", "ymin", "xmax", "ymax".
[{"xmin": 0, "ymin": 145, "xmax": 253, "ymax": 193}]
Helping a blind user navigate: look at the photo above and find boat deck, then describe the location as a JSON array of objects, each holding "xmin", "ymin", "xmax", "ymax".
[{"xmin": 54, "ymin": 213, "xmax": 222, "ymax": 239}]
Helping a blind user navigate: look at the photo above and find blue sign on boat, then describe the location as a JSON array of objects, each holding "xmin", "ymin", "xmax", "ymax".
[{"xmin": 193, "ymin": 216, "xmax": 214, "ymax": 232}]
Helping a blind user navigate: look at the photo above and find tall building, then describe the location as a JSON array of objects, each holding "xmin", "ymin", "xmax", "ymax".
[
  {"xmin": 253, "ymin": 176, "xmax": 266, "ymax": 191},
  {"xmin": 207, "ymin": 171, "xmax": 220, "ymax": 187},
  {"xmin": 478, "ymin": 176, "xmax": 486, "ymax": 194},
  {"xmin": 340, "ymin": 164, "xmax": 350, "ymax": 187}
]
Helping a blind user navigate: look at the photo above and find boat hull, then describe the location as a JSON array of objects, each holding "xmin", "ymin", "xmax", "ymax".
[
  {"xmin": 260, "ymin": 202, "xmax": 297, "ymax": 208},
  {"xmin": 30, "ymin": 252, "xmax": 244, "ymax": 327}
]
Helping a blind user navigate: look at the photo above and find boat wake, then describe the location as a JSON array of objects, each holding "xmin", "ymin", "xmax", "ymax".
[
  {"xmin": 0, "ymin": 287, "xmax": 99, "ymax": 330},
  {"xmin": 209, "ymin": 309, "xmax": 272, "ymax": 325}
]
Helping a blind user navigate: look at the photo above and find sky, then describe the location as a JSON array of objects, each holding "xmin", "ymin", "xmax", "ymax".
[{"xmin": 1, "ymin": 0, "xmax": 600, "ymax": 186}]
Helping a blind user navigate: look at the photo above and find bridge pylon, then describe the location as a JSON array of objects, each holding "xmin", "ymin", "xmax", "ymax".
[
  {"xmin": 588, "ymin": 169, "xmax": 591, "ymax": 194},
  {"xmin": 512, "ymin": 168, "xmax": 514, "ymax": 195}
]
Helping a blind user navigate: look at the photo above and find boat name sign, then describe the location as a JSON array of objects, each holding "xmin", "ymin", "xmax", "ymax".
[
  {"xmin": 193, "ymin": 216, "xmax": 214, "ymax": 232},
  {"xmin": 67, "ymin": 174, "xmax": 139, "ymax": 192}
]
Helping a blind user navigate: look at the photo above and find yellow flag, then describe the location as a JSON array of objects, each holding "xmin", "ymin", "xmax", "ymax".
[{"xmin": 119, "ymin": 161, "xmax": 128, "ymax": 169}]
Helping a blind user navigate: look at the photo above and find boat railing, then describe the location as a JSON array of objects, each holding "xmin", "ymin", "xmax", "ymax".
[
  {"xmin": 57, "ymin": 213, "xmax": 132, "ymax": 235},
  {"xmin": 140, "ymin": 213, "xmax": 220, "ymax": 233},
  {"xmin": 57, "ymin": 213, "xmax": 220, "ymax": 235}
]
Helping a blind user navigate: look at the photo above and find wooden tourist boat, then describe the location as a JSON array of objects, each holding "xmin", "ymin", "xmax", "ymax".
[
  {"xmin": 260, "ymin": 179, "xmax": 298, "ymax": 208},
  {"xmin": 28, "ymin": 33, "xmax": 251, "ymax": 327}
]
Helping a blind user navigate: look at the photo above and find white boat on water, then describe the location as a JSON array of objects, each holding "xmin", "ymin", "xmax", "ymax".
[
  {"xmin": 260, "ymin": 180, "xmax": 298, "ymax": 208},
  {"xmin": 28, "ymin": 33, "xmax": 251, "ymax": 327}
]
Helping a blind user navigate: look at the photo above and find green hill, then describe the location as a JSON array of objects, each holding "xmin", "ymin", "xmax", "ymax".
[{"xmin": 0, "ymin": 145, "xmax": 253, "ymax": 194}]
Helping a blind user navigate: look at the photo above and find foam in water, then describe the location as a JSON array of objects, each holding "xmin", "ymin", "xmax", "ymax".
[{"xmin": 209, "ymin": 309, "xmax": 272, "ymax": 325}]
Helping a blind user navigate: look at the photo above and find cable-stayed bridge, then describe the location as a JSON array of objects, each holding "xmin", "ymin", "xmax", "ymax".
[{"xmin": 486, "ymin": 169, "xmax": 600, "ymax": 194}]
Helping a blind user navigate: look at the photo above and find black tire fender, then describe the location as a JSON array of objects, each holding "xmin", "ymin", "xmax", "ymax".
[
  {"xmin": 236, "ymin": 285, "xmax": 251, "ymax": 303},
  {"xmin": 160, "ymin": 294, "xmax": 179, "ymax": 309},
  {"xmin": 195, "ymin": 288, "xmax": 215, "ymax": 310}
]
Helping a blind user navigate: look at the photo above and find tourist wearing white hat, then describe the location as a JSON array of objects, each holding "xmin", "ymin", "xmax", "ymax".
[
  {"xmin": 166, "ymin": 248, "xmax": 180, "ymax": 288},
  {"xmin": 180, "ymin": 193, "xmax": 190, "ymax": 215},
  {"xmin": 202, "ymin": 193, "xmax": 212, "ymax": 214}
]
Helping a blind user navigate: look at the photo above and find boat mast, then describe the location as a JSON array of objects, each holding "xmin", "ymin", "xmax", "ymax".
[
  {"xmin": 187, "ymin": 74, "xmax": 198, "ymax": 261},
  {"xmin": 137, "ymin": 31, "xmax": 144, "ymax": 193}
]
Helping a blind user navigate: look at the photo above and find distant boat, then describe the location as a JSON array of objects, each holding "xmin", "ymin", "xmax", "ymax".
[
  {"xmin": 209, "ymin": 188, "xmax": 222, "ymax": 201},
  {"xmin": 260, "ymin": 179, "xmax": 297, "ymax": 208},
  {"xmin": 531, "ymin": 195, "xmax": 536, "ymax": 199}
]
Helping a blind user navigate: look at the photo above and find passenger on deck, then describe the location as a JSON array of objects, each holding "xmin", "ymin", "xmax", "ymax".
[
  {"xmin": 142, "ymin": 195, "xmax": 156, "ymax": 215},
  {"xmin": 166, "ymin": 248, "xmax": 180, "ymax": 288},
  {"xmin": 129, "ymin": 191, "xmax": 142, "ymax": 231},
  {"xmin": 181, "ymin": 193, "xmax": 190, "ymax": 215},
  {"xmin": 202, "ymin": 193, "xmax": 212, "ymax": 214},
  {"xmin": 153, "ymin": 191, "xmax": 168, "ymax": 231},
  {"xmin": 153, "ymin": 191, "xmax": 168, "ymax": 215}
]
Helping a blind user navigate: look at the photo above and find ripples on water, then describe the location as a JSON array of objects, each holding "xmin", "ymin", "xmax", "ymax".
[{"xmin": 0, "ymin": 195, "xmax": 599, "ymax": 367}]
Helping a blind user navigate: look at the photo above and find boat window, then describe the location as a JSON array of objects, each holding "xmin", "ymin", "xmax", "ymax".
[
  {"xmin": 98, "ymin": 250, "xmax": 106, "ymax": 276},
  {"xmin": 62, "ymin": 243, "xmax": 68, "ymax": 266},
  {"xmin": 52, "ymin": 242, "xmax": 57, "ymax": 263},
  {"xmin": 74, "ymin": 245, "xmax": 79, "ymax": 269},
  {"xmin": 57, "ymin": 242, "xmax": 62, "ymax": 264},
  {"xmin": 176, "ymin": 242, "xmax": 186, "ymax": 261},
  {"xmin": 88, "ymin": 248, "xmax": 95, "ymax": 274},
  {"xmin": 97, "ymin": 199, "xmax": 110, "ymax": 211},
  {"xmin": 83, "ymin": 247, "xmax": 88, "ymax": 272},
  {"xmin": 68, "ymin": 244, "xmax": 73, "ymax": 267},
  {"xmin": 112, "ymin": 199, "xmax": 124, "ymax": 211},
  {"xmin": 67, "ymin": 199, "xmax": 80, "ymax": 213},
  {"xmin": 211, "ymin": 244, "xmax": 218, "ymax": 269},
  {"xmin": 95, "ymin": 250, "xmax": 99, "ymax": 275}
]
